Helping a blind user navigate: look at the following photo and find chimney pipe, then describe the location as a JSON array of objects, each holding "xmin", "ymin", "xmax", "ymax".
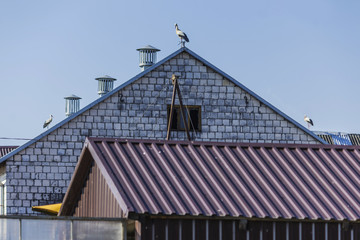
[
  {"xmin": 95, "ymin": 75, "xmax": 117, "ymax": 96},
  {"xmin": 64, "ymin": 94, "xmax": 81, "ymax": 117},
  {"xmin": 136, "ymin": 45, "xmax": 160, "ymax": 71}
]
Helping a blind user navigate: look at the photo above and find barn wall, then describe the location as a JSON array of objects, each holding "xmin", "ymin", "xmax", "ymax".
[
  {"xmin": 140, "ymin": 218, "xmax": 360, "ymax": 240},
  {"xmin": 6, "ymin": 51, "xmax": 319, "ymax": 214},
  {"xmin": 74, "ymin": 161, "xmax": 122, "ymax": 218}
]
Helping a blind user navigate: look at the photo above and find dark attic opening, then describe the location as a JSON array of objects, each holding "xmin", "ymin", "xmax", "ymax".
[{"xmin": 167, "ymin": 105, "xmax": 201, "ymax": 131}]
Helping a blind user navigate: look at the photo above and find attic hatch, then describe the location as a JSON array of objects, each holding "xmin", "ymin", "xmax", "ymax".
[{"xmin": 167, "ymin": 105, "xmax": 201, "ymax": 131}]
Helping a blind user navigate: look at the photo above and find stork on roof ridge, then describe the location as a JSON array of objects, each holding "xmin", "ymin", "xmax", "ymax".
[
  {"xmin": 175, "ymin": 23, "xmax": 189, "ymax": 47},
  {"xmin": 304, "ymin": 115, "xmax": 314, "ymax": 129},
  {"xmin": 43, "ymin": 115, "xmax": 54, "ymax": 129}
]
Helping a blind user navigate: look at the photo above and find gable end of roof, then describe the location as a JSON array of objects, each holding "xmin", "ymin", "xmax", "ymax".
[{"xmin": 0, "ymin": 47, "xmax": 326, "ymax": 163}]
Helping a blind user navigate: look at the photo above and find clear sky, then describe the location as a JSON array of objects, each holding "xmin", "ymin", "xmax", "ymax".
[{"xmin": 1, "ymin": 0, "xmax": 360, "ymax": 145}]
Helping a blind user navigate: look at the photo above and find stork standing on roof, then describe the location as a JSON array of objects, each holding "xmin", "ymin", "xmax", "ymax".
[
  {"xmin": 304, "ymin": 115, "xmax": 314, "ymax": 129},
  {"xmin": 175, "ymin": 23, "xmax": 189, "ymax": 47},
  {"xmin": 43, "ymin": 115, "xmax": 53, "ymax": 129}
]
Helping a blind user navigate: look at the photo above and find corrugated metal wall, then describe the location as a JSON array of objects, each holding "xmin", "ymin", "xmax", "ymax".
[
  {"xmin": 74, "ymin": 162, "xmax": 123, "ymax": 217},
  {"xmin": 140, "ymin": 218, "xmax": 360, "ymax": 240}
]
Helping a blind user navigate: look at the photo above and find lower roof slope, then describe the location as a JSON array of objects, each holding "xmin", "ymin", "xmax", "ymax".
[{"xmin": 62, "ymin": 138, "xmax": 360, "ymax": 221}]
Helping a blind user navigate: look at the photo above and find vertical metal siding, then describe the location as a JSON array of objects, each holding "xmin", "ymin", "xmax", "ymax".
[
  {"xmin": 139, "ymin": 219, "xmax": 360, "ymax": 240},
  {"xmin": 74, "ymin": 162, "xmax": 122, "ymax": 217}
]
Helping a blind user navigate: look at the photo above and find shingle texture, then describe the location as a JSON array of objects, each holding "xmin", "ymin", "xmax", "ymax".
[
  {"xmin": 65, "ymin": 138, "xmax": 360, "ymax": 221},
  {"xmin": 5, "ymin": 49, "xmax": 320, "ymax": 214}
]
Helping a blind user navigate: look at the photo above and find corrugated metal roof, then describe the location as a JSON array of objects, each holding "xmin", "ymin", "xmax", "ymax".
[
  {"xmin": 64, "ymin": 138, "xmax": 360, "ymax": 221},
  {"xmin": 317, "ymin": 134, "xmax": 334, "ymax": 145},
  {"xmin": 0, "ymin": 146, "xmax": 18, "ymax": 158},
  {"xmin": 315, "ymin": 132, "xmax": 360, "ymax": 146},
  {"xmin": 1, "ymin": 47, "xmax": 326, "ymax": 164},
  {"xmin": 349, "ymin": 134, "xmax": 360, "ymax": 145}
]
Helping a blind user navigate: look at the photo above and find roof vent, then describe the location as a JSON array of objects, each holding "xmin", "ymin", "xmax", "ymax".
[
  {"xmin": 136, "ymin": 45, "xmax": 160, "ymax": 71},
  {"xmin": 95, "ymin": 75, "xmax": 117, "ymax": 96},
  {"xmin": 64, "ymin": 94, "xmax": 81, "ymax": 117}
]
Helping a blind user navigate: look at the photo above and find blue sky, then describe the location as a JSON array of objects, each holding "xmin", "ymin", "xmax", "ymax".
[{"xmin": 1, "ymin": 0, "xmax": 360, "ymax": 145}]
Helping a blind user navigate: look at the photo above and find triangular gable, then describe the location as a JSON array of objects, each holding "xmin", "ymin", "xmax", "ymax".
[
  {"xmin": 1, "ymin": 47, "xmax": 326, "ymax": 163},
  {"xmin": 73, "ymin": 161, "xmax": 124, "ymax": 217},
  {"xmin": 59, "ymin": 141, "xmax": 128, "ymax": 217}
]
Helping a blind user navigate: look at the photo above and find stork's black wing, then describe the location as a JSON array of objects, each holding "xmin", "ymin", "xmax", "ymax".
[{"xmin": 183, "ymin": 33, "xmax": 189, "ymax": 42}]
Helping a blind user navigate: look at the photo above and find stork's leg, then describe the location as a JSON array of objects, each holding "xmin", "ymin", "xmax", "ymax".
[{"xmin": 181, "ymin": 39, "xmax": 185, "ymax": 48}]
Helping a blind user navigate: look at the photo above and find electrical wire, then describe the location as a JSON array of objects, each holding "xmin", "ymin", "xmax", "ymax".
[{"xmin": 0, "ymin": 137, "xmax": 32, "ymax": 141}]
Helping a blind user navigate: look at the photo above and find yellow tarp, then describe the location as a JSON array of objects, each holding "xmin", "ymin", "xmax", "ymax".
[{"xmin": 32, "ymin": 203, "xmax": 62, "ymax": 215}]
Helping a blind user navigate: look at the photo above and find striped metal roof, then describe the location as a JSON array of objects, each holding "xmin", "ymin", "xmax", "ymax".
[
  {"xmin": 316, "ymin": 132, "xmax": 360, "ymax": 146},
  {"xmin": 349, "ymin": 134, "xmax": 360, "ymax": 145},
  {"xmin": 0, "ymin": 146, "xmax": 18, "ymax": 158},
  {"xmin": 66, "ymin": 138, "xmax": 360, "ymax": 221},
  {"xmin": 317, "ymin": 134, "xmax": 334, "ymax": 145}
]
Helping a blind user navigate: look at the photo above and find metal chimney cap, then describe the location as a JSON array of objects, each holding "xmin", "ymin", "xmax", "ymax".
[
  {"xmin": 64, "ymin": 94, "xmax": 81, "ymax": 100},
  {"xmin": 95, "ymin": 75, "xmax": 117, "ymax": 81},
  {"xmin": 136, "ymin": 45, "xmax": 160, "ymax": 52}
]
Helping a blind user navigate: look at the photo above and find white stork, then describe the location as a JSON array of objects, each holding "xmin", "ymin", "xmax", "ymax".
[
  {"xmin": 43, "ymin": 115, "xmax": 53, "ymax": 129},
  {"xmin": 304, "ymin": 115, "xmax": 314, "ymax": 129},
  {"xmin": 175, "ymin": 24, "xmax": 189, "ymax": 47}
]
